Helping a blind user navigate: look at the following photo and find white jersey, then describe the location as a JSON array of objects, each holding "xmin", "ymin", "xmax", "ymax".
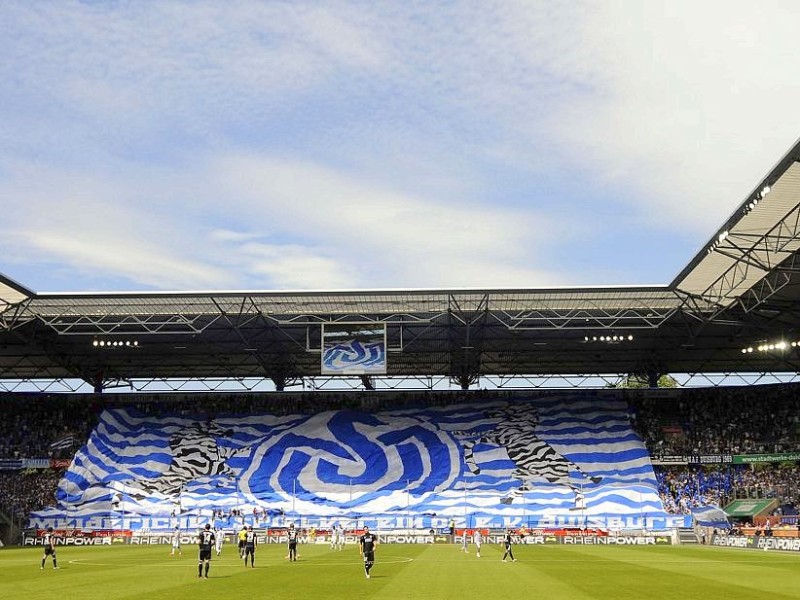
[
  {"xmin": 171, "ymin": 530, "xmax": 181, "ymax": 548},
  {"xmin": 215, "ymin": 530, "xmax": 224, "ymax": 549},
  {"xmin": 473, "ymin": 531, "xmax": 482, "ymax": 548},
  {"xmin": 330, "ymin": 526, "xmax": 343, "ymax": 548}
]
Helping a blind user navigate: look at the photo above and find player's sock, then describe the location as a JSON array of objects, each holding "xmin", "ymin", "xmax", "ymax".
[
  {"xmin": 41, "ymin": 559, "xmax": 45, "ymax": 569},
  {"xmin": 53, "ymin": 559, "xmax": 58, "ymax": 568},
  {"xmin": 204, "ymin": 563, "xmax": 209, "ymax": 577},
  {"xmin": 198, "ymin": 563, "xmax": 203, "ymax": 577}
]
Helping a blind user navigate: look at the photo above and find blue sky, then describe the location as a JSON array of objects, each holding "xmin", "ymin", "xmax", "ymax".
[{"xmin": 2, "ymin": 1, "xmax": 800, "ymax": 293}]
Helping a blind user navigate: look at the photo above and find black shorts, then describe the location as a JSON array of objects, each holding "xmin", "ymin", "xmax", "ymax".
[
  {"xmin": 238, "ymin": 540, "xmax": 244, "ymax": 548},
  {"xmin": 44, "ymin": 547, "xmax": 56, "ymax": 556},
  {"xmin": 244, "ymin": 545, "xmax": 255, "ymax": 555},
  {"xmin": 288, "ymin": 542, "xmax": 297, "ymax": 550},
  {"xmin": 363, "ymin": 551, "xmax": 375, "ymax": 563},
  {"xmin": 199, "ymin": 549, "xmax": 212, "ymax": 561}
]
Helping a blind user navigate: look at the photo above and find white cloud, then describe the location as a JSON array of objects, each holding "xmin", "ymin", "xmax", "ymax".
[
  {"xmin": 235, "ymin": 242, "xmax": 357, "ymax": 290},
  {"xmin": 0, "ymin": 162, "xmax": 232, "ymax": 290},
  {"xmin": 502, "ymin": 1, "xmax": 800, "ymax": 230},
  {"xmin": 11, "ymin": 231, "xmax": 228, "ymax": 292},
  {"xmin": 210, "ymin": 153, "xmax": 568, "ymax": 288},
  {"xmin": 0, "ymin": 153, "xmax": 568, "ymax": 291},
  {"xmin": 3, "ymin": 2, "xmax": 800, "ymax": 292},
  {"xmin": 1, "ymin": 1, "xmax": 389, "ymax": 140}
]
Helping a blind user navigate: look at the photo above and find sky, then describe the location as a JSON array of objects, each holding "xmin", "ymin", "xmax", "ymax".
[{"xmin": 2, "ymin": 0, "xmax": 800, "ymax": 294}]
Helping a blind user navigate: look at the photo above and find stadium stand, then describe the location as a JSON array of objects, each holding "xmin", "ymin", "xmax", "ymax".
[
  {"xmin": 633, "ymin": 384, "xmax": 800, "ymax": 456},
  {"xmin": 3, "ymin": 385, "xmax": 800, "ymax": 545}
]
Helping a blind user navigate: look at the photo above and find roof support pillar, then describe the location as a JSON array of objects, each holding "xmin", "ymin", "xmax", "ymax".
[
  {"xmin": 271, "ymin": 376, "xmax": 286, "ymax": 392},
  {"xmin": 91, "ymin": 372, "xmax": 104, "ymax": 394},
  {"xmin": 647, "ymin": 371, "xmax": 661, "ymax": 388}
]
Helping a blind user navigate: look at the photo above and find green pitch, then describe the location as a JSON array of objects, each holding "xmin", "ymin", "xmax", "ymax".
[{"xmin": 2, "ymin": 542, "xmax": 800, "ymax": 600}]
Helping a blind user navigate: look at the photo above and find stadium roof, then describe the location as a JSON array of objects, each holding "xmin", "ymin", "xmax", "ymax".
[{"xmin": 3, "ymin": 139, "xmax": 800, "ymax": 392}]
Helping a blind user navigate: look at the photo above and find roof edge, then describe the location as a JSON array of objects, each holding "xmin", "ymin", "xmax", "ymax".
[
  {"xmin": 670, "ymin": 135, "xmax": 800, "ymax": 289},
  {"xmin": 32, "ymin": 283, "xmax": 673, "ymax": 300},
  {"xmin": 0, "ymin": 271, "xmax": 35, "ymax": 298}
]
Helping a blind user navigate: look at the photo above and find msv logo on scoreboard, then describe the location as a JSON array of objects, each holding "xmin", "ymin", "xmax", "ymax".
[{"xmin": 321, "ymin": 323, "xmax": 387, "ymax": 375}]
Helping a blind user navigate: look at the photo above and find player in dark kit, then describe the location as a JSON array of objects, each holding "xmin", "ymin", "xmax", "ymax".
[
  {"xmin": 359, "ymin": 525, "xmax": 378, "ymax": 579},
  {"xmin": 243, "ymin": 525, "xmax": 257, "ymax": 568},
  {"xmin": 40, "ymin": 526, "xmax": 59, "ymax": 570},
  {"xmin": 198, "ymin": 524, "xmax": 216, "ymax": 578},
  {"xmin": 501, "ymin": 529, "xmax": 517, "ymax": 562},
  {"xmin": 287, "ymin": 523, "xmax": 299, "ymax": 561}
]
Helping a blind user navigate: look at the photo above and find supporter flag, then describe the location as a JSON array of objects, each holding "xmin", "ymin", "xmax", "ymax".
[
  {"xmin": 50, "ymin": 435, "xmax": 76, "ymax": 451},
  {"xmin": 692, "ymin": 505, "xmax": 730, "ymax": 528}
]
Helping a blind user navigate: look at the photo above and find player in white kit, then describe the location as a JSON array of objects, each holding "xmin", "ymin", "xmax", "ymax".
[
  {"xmin": 215, "ymin": 527, "xmax": 224, "ymax": 556},
  {"xmin": 473, "ymin": 529, "xmax": 482, "ymax": 558},
  {"xmin": 170, "ymin": 526, "xmax": 182, "ymax": 557},
  {"xmin": 330, "ymin": 524, "xmax": 344, "ymax": 550},
  {"xmin": 330, "ymin": 524, "xmax": 338, "ymax": 550}
]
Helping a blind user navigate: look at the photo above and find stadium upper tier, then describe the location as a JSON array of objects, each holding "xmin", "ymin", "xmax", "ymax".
[{"xmin": 2, "ymin": 139, "xmax": 800, "ymax": 389}]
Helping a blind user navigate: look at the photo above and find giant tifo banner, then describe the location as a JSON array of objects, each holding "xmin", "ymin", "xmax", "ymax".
[{"xmin": 30, "ymin": 398, "xmax": 687, "ymax": 530}]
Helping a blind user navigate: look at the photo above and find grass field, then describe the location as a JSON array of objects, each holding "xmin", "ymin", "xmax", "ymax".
[{"xmin": 2, "ymin": 542, "xmax": 800, "ymax": 600}]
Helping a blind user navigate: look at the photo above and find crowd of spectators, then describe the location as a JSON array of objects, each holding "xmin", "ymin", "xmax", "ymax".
[
  {"xmin": 0, "ymin": 469, "xmax": 63, "ymax": 522},
  {"xmin": 655, "ymin": 466, "xmax": 734, "ymax": 513},
  {"xmin": 0, "ymin": 395, "xmax": 101, "ymax": 459},
  {"xmin": 652, "ymin": 464, "xmax": 800, "ymax": 515},
  {"xmin": 631, "ymin": 383, "xmax": 800, "ymax": 456}
]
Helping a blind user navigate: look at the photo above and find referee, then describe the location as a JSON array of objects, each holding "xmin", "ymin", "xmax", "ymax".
[{"xmin": 237, "ymin": 526, "xmax": 247, "ymax": 559}]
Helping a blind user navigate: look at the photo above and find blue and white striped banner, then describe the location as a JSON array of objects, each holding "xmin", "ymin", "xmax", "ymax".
[{"xmin": 47, "ymin": 397, "xmax": 670, "ymax": 525}]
